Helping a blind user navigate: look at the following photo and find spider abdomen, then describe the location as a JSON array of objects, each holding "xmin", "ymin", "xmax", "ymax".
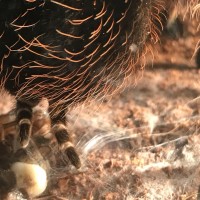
[{"xmin": 0, "ymin": 0, "xmax": 159, "ymax": 109}]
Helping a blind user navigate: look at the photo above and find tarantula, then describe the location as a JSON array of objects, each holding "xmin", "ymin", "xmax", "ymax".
[
  {"xmin": 0, "ymin": 0, "xmax": 153, "ymax": 170},
  {"xmin": 0, "ymin": 0, "xmax": 199, "ymax": 177}
]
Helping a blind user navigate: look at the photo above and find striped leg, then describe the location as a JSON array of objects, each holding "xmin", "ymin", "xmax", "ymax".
[
  {"xmin": 50, "ymin": 109, "xmax": 81, "ymax": 169},
  {"xmin": 16, "ymin": 100, "xmax": 35, "ymax": 148}
]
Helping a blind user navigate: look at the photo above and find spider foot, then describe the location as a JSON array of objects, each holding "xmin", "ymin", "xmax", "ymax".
[
  {"xmin": 18, "ymin": 119, "xmax": 32, "ymax": 148},
  {"xmin": 16, "ymin": 101, "xmax": 33, "ymax": 148},
  {"xmin": 52, "ymin": 124, "xmax": 81, "ymax": 169}
]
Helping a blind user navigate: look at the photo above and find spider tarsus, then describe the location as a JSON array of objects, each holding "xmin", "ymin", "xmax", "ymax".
[
  {"xmin": 64, "ymin": 146, "xmax": 81, "ymax": 169},
  {"xmin": 52, "ymin": 123, "xmax": 81, "ymax": 169},
  {"xmin": 18, "ymin": 122, "xmax": 32, "ymax": 148},
  {"xmin": 16, "ymin": 100, "xmax": 33, "ymax": 148}
]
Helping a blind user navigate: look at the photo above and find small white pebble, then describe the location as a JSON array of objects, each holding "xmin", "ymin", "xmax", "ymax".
[
  {"xmin": 129, "ymin": 43, "xmax": 138, "ymax": 52},
  {"xmin": 11, "ymin": 162, "xmax": 47, "ymax": 198}
]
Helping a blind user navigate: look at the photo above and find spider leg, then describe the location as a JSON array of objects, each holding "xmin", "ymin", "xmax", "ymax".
[
  {"xmin": 50, "ymin": 108, "xmax": 81, "ymax": 169},
  {"xmin": 16, "ymin": 100, "xmax": 38, "ymax": 148}
]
